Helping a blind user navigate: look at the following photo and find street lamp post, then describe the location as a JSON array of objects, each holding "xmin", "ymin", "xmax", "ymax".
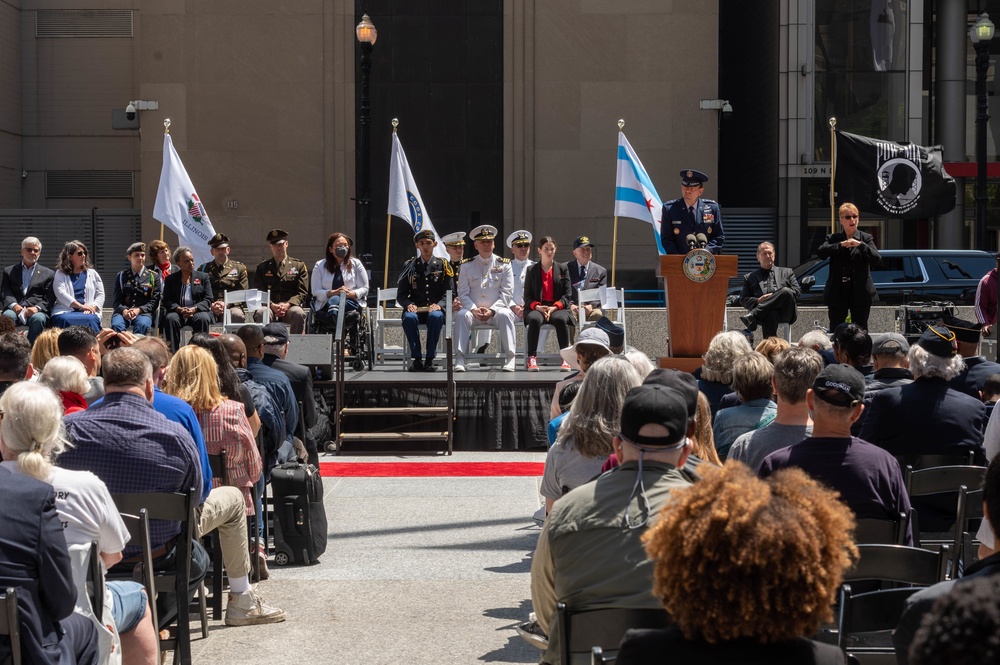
[
  {"xmin": 971, "ymin": 13, "xmax": 995, "ymax": 251},
  {"xmin": 356, "ymin": 14, "xmax": 378, "ymax": 271}
]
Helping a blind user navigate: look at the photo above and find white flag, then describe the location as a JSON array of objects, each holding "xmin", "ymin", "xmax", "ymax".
[
  {"xmin": 614, "ymin": 132, "xmax": 665, "ymax": 255},
  {"xmin": 152, "ymin": 133, "xmax": 217, "ymax": 267},
  {"xmin": 387, "ymin": 133, "xmax": 449, "ymax": 259}
]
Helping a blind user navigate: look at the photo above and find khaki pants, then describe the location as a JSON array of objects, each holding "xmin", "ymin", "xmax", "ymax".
[{"xmin": 197, "ymin": 486, "xmax": 251, "ymax": 579}]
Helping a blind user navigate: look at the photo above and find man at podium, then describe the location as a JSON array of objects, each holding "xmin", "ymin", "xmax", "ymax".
[
  {"xmin": 660, "ymin": 169, "xmax": 725, "ymax": 255},
  {"xmin": 738, "ymin": 242, "xmax": 800, "ymax": 338}
]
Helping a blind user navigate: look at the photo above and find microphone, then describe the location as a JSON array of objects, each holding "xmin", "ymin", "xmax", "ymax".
[
  {"xmin": 685, "ymin": 234, "xmax": 698, "ymax": 250},
  {"xmin": 696, "ymin": 233, "xmax": 708, "ymax": 249}
]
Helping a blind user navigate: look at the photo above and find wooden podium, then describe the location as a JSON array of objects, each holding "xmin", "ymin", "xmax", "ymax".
[{"xmin": 657, "ymin": 252, "xmax": 738, "ymax": 372}]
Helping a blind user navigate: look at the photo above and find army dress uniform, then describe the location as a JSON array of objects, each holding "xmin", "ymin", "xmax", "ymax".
[
  {"xmin": 111, "ymin": 265, "xmax": 161, "ymax": 335},
  {"xmin": 455, "ymin": 225, "xmax": 516, "ymax": 371},
  {"xmin": 199, "ymin": 257, "xmax": 249, "ymax": 323},
  {"xmin": 660, "ymin": 169, "xmax": 725, "ymax": 255},
  {"xmin": 397, "ymin": 252, "xmax": 455, "ymax": 371},
  {"xmin": 253, "ymin": 257, "xmax": 309, "ymax": 334}
]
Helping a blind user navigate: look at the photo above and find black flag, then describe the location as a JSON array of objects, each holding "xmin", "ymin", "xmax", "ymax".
[{"xmin": 834, "ymin": 130, "xmax": 956, "ymax": 218}]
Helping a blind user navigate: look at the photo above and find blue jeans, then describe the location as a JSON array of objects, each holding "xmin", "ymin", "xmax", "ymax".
[
  {"xmin": 111, "ymin": 312, "xmax": 153, "ymax": 335},
  {"xmin": 401, "ymin": 309, "xmax": 444, "ymax": 360},
  {"xmin": 107, "ymin": 580, "xmax": 148, "ymax": 633},
  {"xmin": 1, "ymin": 309, "xmax": 48, "ymax": 343},
  {"xmin": 52, "ymin": 311, "xmax": 101, "ymax": 332}
]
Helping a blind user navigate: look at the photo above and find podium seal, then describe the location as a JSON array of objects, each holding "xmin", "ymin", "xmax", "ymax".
[{"xmin": 682, "ymin": 249, "xmax": 716, "ymax": 283}]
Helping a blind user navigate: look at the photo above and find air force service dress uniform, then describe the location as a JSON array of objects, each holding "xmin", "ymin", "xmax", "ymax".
[
  {"xmin": 199, "ymin": 233, "xmax": 249, "ymax": 323},
  {"xmin": 397, "ymin": 230, "xmax": 455, "ymax": 371},
  {"xmin": 455, "ymin": 225, "xmax": 516, "ymax": 371},
  {"xmin": 660, "ymin": 169, "xmax": 725, "ymax": 255}
]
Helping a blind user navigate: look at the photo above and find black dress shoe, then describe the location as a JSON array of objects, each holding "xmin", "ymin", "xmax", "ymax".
[
  {"xmin": 408, "ymin": 358, "xmax": 424, "ymax": 372},
  {"xmin": 423, "ymin": 360, "xmax": 438, "ymax": 372},
  {"xmin": 476, "ymin": 343, "xmax": 489, "ymax": 354},
  {"xmin": 739, "ymin": 313, "xmax": 758, "ymax": 331}
]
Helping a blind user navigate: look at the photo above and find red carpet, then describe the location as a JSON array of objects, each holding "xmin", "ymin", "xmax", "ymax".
[{"xmin": 319, "ymin": 461, "xmax": 545, "ymax": 477}]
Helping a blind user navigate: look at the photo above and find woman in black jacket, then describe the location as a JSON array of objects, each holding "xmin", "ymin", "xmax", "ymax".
[
  {"xmin": 817, "ymin": 202, "xmax": 881, "ymax": 330},
  {"xmin": 522, "ymin": 236, "xmax": 574, "ymax": 371}
]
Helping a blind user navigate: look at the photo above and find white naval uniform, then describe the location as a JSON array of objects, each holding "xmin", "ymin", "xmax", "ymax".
[{"xmin": 456, "ymin": 253, "xmax": 515, "ymax": 362}]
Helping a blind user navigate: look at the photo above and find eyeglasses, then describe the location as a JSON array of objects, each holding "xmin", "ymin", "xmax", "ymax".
[
  {"xmin": 841, "ymin": 214, "xmax": 859, "ymax": 219},
  {"xmin": 513, "ymin": 243, "xmax": 530, "ymax": 248}
]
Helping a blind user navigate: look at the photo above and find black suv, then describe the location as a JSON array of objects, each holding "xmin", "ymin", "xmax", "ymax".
[{"xmin": 792, "ymin": 250, "xmax": 994, "ymax": 306}]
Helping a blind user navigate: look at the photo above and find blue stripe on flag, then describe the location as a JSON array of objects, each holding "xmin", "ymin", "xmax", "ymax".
[{"xmin": 614, "ymin": 187, "xmax": 647, "ymax": 206}]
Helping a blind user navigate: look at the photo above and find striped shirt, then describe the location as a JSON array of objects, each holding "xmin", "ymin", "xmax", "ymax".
[{"xmin": 195, "ymin": 400, "xmax": 262, "ymax": 515}]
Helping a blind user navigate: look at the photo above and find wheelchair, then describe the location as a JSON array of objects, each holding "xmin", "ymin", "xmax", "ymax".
[{"xmin": 307, "ymin": 299, "xmax": 374, "ymax": 372}]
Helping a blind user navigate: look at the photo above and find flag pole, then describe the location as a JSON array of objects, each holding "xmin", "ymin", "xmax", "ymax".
[
  {"xmin": 383, "ymin": 118, "xmax": 399, "ymax": 290},
  {"xmin": 829, "ymin": 117, "xmax": 837, "ymax": 235},
  {"xmin": 611, "ymin": 119, "xmax": 624, "ymax": 286},
  {"xmin": 160, "ymin": 118, "xmax": 171, "ymax": 242}
]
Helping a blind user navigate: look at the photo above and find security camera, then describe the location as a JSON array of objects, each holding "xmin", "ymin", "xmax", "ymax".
[{"xmin": 126, "ymin": 102, "xmax": 137, "ymax": 121}]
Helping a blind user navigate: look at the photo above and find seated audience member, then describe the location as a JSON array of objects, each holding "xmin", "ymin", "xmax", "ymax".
[
  {"xmin": 523, "ymin": 236, "xmax": 575, "ymax": 372},
  {"xmin": 944, "ymin": 315, "xmax": 1000, "ymax": 398},
  {"xmin": 58, "ymin": 325, "xmax": 125, "ymax": 405},
  {"xmin": 859, "ymin": 325, "xmax": 987, "ymax": 467},
  {"xmin": 147, "ymin": 239, "xmax": 177, "ymax": 282},
  {"xmin": 712, "ymin": 351, "xmax": 776, "ymax": 459},
  {"xmin": 595, "ymin": 316, "xmax": 626, "ymax": 355},
  {"xmin": 0, "ymin": 331, "xmax": 32, "ymax": 395},
  {"xmin": 616, "ymin": 463, "xmax": 856, "ymax": 665},
  {"xmin": 755, "ymin": 335, "xmax": 790, "ymax": 364},
  {"xmin": 0, "ymin": 317, "xmax": 13, "ymax": 335},
  {"xmin": 236, "ymin": 324, "xmax": 298, "ymax": 463},
  {"xmin": 0, "ymin": 464, "xmax": 99, "ymax": 665},
  {"xmin": 161, "ymin": 246, "xmax": 214, "ymax": 352},
  {"xmin": 760, "ymin": 363, "xmax": 913, "ymax": 544},
  {"xmin": 893, "ymin": 455, "xmax": 1000, "ymax": 664},
  {"xmin": 189, "ymin": 333, "xmax": 261, "ymax": 439},
  {"xmin": 38, "ymin": 355, "xmax": 90, "ymax": 415},
  {"xmin": 566, "ymin": 235, "xmax": 607, "ymax": 322},
  {"xmin": 111, "ymin": 242, "xmax": 161, "ymax": 336},
  {"xmin": 261, "ymin": 322, "xmax": 319, "ymax": 465},
  {"xmin": 908, "ymin": 576, "xmax": 1000, "ymax": 665},
  {"xmin": 696, "ymin": 330, "xmax": 753, "ymax": 418},
  {"xmin": 729, "ymin": 345, "xmax": 823, "ymax": 473},
  {"xmin": 982, "ymin": 373, "xmax": 1000, "ymax": 419},
  {"xmin": 51, "ymin": 240, "xmax": 104, "ymax": 333},
  {"xmin": 546, "ymin": 380, "xmax": 580, "ymax": 447},
  {"xmin": 852, "ymin": 332, "xmax": 913, "ymax": 435},
  {"xmin": 623, "ymin": 348, "xmax": 654, "ymax": 378},
  {"xmin": 540, "ymin": 355, "xmax": 641, "ymax": 515},
  {"xmin": 691, "ymin": 392, "xmax": 722, "ymax": 467},
  {"xmin": 30, "ymin": 327, "xmax": 63, "ymax": 373},
  {"xmin": 738, "ymin": 241, "xmax": 801, "ymax": 339},
  {"xmin": 396, "ymin": 230, "xmax": 453, "ymax": 372},
  {"xmin": 1, "ymin": 235, "xmax": 54, "ymax": 344},
  {"xmin": 798, "ymin": 328, "xmax": 837, "ymax": 366},
  {"xmin": 548, "ymin": 328, "xmax": 612, "ymax": 419},
  {"xmin": 834, "ymin": 323, "xmax": 873, "ymax": 374},
  {"xmin": 530, "ymin": 383, "xmax": 694, "ymax": 665},
  {"xmin": 1, "ymin": 382, "xmax": 157, "ymax": 664}
]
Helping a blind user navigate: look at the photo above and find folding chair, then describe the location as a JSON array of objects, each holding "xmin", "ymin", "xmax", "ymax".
[
  {"xmin": 904, "ymin": 464, "xmax": 987, "ymax": 548},
  {"xmin": 845, "ymin": 544, "xmax": 950, "ymax": 587},
  {"xmin": 87, "ymin": 541, "xmax": 103, "ymax": 624},
  {"xmin": 854, "ymin": 511, "xmax": 909, "ymax": 545},
  {"xmin": 373, "ymin": 288, "xmax": 404, "ymax": 365},
  {"xmin": 577, "ymin": 286, "xmax": 627, "ymax": 345},
  {"xmin": 837, "ymin": 584, "xmax": 921, "ymax": 664},
  {"xmin": 895, "ymin": 451, "xmax": 974, "ymax": 472},
  {"xmin": 0, "ymin": 587, "xmax": 21, "ymax": 665},
  {"xmin": 557, "ymin": 602, "xmax": 670, "ymax": 665},
  {"xmin": 204, "ymin": 451, "xmax": 229, "ymax": 623},
  {"xmin": 953, "ymin": 486, "xmax": 985, "ymax": 577},
  {"xmin": 116, "ymin": 510, "xmax": 159, "ymax": 656},
  {"xmin": 111, "ymin": 490, "xmax": 197, "ymax": 665},
  {"xmin": 223, "ymin": 289, "xmax": 270, "ymax": 332}
]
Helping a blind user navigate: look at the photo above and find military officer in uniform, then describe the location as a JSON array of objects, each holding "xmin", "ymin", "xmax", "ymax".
[
  {"xmin": 507, "ymin": 230, "xmax": 534, "ymax": 320},
  {"xmin": 660, "ymin": 169, "xmax": 725, "ymax": 255},
  {"xmin": 199, "ymin": 232, "xmax": 249, "ymax": 324},
  {"xmin": 111, "ymin": 242, "xmax": 161, "ymax": 336},
  {"xmin": 455, "ymin": 224, "xmax": 516, "ymax": 372},
  {"xmin": 397, "ymin": 229, "xmax": 455, "ymax": 372},
  {"xmin": 253, "ymin": 229, "xmax": 309, "ymax": 334},
  {"xmin": 444, "ymin": 231, "xmax": 490, "ymax": 352}
]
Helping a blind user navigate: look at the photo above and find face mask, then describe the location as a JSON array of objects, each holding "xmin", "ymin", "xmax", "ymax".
[{"xmin": 334, "ymin": 246, "xmax": 349, "ymax": 259}]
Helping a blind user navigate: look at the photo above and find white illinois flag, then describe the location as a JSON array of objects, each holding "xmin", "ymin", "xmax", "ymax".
[
  {"xmin": 153, "ymin": 133, "xmax": 217, "ymax": 267},
  {"xmin": 614, "ymin": 132, "xmax": 665, "ymax": 254},
  {"xmin": 387, "ymin": 132, "xmax": 448, "ymax": 259}
]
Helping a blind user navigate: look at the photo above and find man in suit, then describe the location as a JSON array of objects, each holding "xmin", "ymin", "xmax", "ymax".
[
  {"xmin": 111, "ymin": 242, "xmax": 162, "ymax": 336},
  {"xmin": 0, "ymin": 465, "xmax": 99, "ymax": 665},
  {"xmin": 660, "ymin": 169, "xmax": 725, "ymax": 255},
  {"xmin": 198, "ymin": 232, "xmax": 249, "ymax": 324},
  {"xmin": 454, "ymin": 224, "xmax": 516, "ymax": 372},
  {"xmin": 161, "ymin": 247, "xmax": 214, "ymax": 352},
  {"xmin": 817, "ymin": 202, "xmax": 881, "ymax": 330},
  {"xmin": 397, "ymin": 229, "xmax": 455, "ymax": 372},
  {"xmin": 1, "ymin": 236, "xmax": 55, "ymax": 344},
  {"xmin": 261, "ymin": 322, "xmax": 319, "ymax": 466},
  {"xmin": 253, "ymin": 229, "xmax": 309, "ymax": 334},
  {"xmin": 738, "ymin": 242, "xmax": 800, "ymax": 338},
  {"xmin": 566, "ymin": 236, "xmax": 608, "ymax": 322}
]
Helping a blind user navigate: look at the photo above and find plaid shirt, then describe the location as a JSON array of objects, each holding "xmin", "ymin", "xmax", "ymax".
[
  {"xmin": 60, "ymin": 392, "xmax": 203, "ymax": 552},
  {"xmin": 195, "ymin": 400, "xmax": 262, "ymax": 515}
]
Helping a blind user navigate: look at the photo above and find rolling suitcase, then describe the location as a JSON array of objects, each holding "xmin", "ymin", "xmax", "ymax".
[{"xmin": 269, "ymin": 461, "xmax": 327, "ymax": 565}]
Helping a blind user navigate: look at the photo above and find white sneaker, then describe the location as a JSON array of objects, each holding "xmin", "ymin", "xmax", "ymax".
[
  {"xmin": 501, "ymin": 357, "xmax": 516, "ymax": 372},
  {"xmin": 454, "ymin": 364, "xmax": 466, "ymax": 372},
  {"xmin": 225, "ymin": 589, "xmax": 288, "ymax": 626}
]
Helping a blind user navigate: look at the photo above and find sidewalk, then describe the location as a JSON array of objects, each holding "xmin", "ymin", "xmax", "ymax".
[{"xmin": 186, "ymin": 452, "xmax": 547, "ymax": 664}]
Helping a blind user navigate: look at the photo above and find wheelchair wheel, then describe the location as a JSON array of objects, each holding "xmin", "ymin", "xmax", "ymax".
[{"xmin": 352, "ymin": 358, "xmax": 365, "ymax": 372}]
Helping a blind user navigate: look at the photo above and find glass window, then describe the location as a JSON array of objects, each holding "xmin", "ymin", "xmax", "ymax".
[
  {"xmin": 871, "ymin": 256, "xmax": 918, "ymax": 284},
  {"xmin": 931, "ymin": 255, "xmax": 995, "ymax": 281}
]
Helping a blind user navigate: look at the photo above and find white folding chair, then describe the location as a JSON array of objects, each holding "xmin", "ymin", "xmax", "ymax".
[
  {"xmin": 373, "ymin": 288, "xmax": 405, "ymax": 365},
  {"xmin": 577, "ymin": 286, "xmax": 627, "ymax": 346},
  {"xmin": 223, "ymin": 289, "xmax": 270, "ymax": 332}
]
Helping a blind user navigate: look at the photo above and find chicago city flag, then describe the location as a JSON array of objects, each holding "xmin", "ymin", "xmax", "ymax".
[
  {"xmin": 387, "ymin": 132, "xmax": 448, "ymax": 260},
  {"xmin": 835, "ymin": 130, "xmax": 956, "ymax": 219},
  {"xmin": 614, "ymin": 132, "xmax": 665, "ymax": 254},
  {"xmin": 153, "ymin": 133, "xmax": 217, "ymax": 267}
]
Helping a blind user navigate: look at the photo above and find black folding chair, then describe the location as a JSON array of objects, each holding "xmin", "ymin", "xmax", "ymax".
[
  {"xmin": 904, "ymin": 465, "xmax": 986, "ymax": 552},
  {"xmin": 204, "ymin": 451, "xmax": 228, "ymax": 623},
  {"xmin": 845, "ymin": 544, "xmax": 950, "ymax": 587},
  {"xmin": 557, "ymin": 602, "xmax": 670, "ymax": 665},
  {"xmin": 116, "ymin": 510, "xmax": 159, "ymax": 656},
  {"xmin": 953, "ymin": 486, "xmax": 985, "ymax": 577},
  {"xmin": 894, "ymin": 452, "xmax": 974, "ymax": 471},
  {"xmin": 854, "ymin": 511, "xmax": 909, "ymax": 545},
  {"xmin": 838, "ymin": 584, "xmax": 921, "ymax": 664},
  {"xmin": 87, "ymin": 541, "xmax": 103, "ymax": 624},
  {"xmin": 0, "ymin": 587, "xmax": 21, "ymax": 665}
]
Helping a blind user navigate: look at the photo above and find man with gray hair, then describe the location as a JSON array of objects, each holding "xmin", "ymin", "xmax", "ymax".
[
  {"xmin": 711, "ymin": 351, "xmax": 777, "ymax": 459},
  {"xmin": 262, "ymin": 322, "xmax": 318, "ymax": 465},
  {"xmin": 1, "ymin": 236, "xmax": 54, "ymax": 343},
  {"xmin": 729, "ymin": 345, "xmax": 823, "ymax": 473},
  {"xmin": 798, "ymin": 328, "xmax": 836, "ymax": 366},
  {"xmin": 738, "ymin": 241, "xmax": 800, "ymax": 338}
]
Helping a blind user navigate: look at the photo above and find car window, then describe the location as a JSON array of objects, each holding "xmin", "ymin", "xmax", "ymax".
[
  {"xmin": 806, "ymin": 262, "xmax": 829, "ymax": 291},
  {"xmin": 872, "ymin": 256, "xmax": 922, "ymax": 284},
  {"xmin": 932, "ymin": 256, "xmax": 994, "ymax": 281}
]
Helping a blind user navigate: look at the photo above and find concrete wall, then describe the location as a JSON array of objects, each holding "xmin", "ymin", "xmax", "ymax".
[{"xmin": 0, "ymin": 0, "xmax": 22, "ymax": 206}]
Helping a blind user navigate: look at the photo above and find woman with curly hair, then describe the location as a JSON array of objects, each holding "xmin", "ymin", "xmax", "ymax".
[
  {"xmin": 51, "ymin": 240, "xmax": 104, "ymax": 332},
  {"xmin": 539, "ymin": 354, "xmax": 641, "ymax": 514},
  {"xmin": 617, "ymin": 463, "xmax": 857, "ymax": 665},
  {"xmin": 696, "ymin": 330, "xmax": 753, "ymax": 417}
]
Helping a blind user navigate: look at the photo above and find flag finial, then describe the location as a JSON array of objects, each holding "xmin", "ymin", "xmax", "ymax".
[
  {"xmin": 164, "ymin": 118, "xmax": 171, "ymax": 134},
  {"xmin": 392, "ymin": 118, "xmax": 399, "ymax": 133},
  {"xmin": 829, "ymin": 117, "xmax": 837, "ymax": 129},
  {"xmin": 618, "ymin": 119, "xmax": 625, "ymax": 131}
]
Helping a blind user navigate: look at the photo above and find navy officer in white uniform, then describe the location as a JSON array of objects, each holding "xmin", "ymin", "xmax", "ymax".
[
  {"xmin": 660, "ymin": 169, "xmax": 725, "ymax": 255},
  {"xmin": 455, "ymin": 224, "xmax": 516, "ymax": 372}
]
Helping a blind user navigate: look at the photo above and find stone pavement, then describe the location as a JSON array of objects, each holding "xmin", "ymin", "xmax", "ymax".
[{"xmin": 184, "ymin": 452, "xmax": 547, "ymax": 664}]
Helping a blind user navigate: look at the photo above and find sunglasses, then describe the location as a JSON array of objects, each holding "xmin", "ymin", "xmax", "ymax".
[
  {"xmin": 513, "ymin": 243, "xmax": 531, "ymax": 248},
  {"xmin": 841, "ymin": 214, "xmax": 859, "ymax": 219},
  {"xmin": 74, "ymin": 250, "xmax": 87, "ymax": 256}
]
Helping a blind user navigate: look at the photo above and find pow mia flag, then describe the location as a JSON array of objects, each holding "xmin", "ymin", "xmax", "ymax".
[{"xmin": 834, "ymin": 130, "xmax": 956, "ymax": 219}]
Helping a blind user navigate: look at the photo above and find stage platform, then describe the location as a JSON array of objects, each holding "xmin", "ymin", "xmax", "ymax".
[{"xmin": 314, "ymin": 365, "xmax": 563, "ymax": 452}]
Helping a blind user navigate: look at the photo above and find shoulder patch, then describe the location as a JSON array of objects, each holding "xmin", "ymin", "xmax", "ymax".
[
  {"xmin": 459, "ymin": 258, "xmax": 472, "ymax": 265},
  {"xmin": 664, "ymin": 198, "xmax": 681, "ymax": 206},
  {"xmin": 702, "ymin": 199, "xmax": 718, "ymax": 204}
]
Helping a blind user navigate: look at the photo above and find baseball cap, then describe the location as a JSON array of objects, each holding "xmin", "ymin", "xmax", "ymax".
[
  {"xmin": 642, "ymin": 369, "xmax": 698, "ymax": 420},
  {"xmin": 917, "ymin": 325, "xmax": 958, "ymax": 358},
  {"xmin": 619, "ymin": 384, "xmax": 688, "ymax": 449},
  {"xmin": 811, "ymin": 364, "xmax": 865, "ymax": 407},
  {"xmin": 261, "ymin": 322, "xmax": 289, "ymax": 345},
  {"xmin": 871, "ymin": 332, "xmax": 909, "ymax": 356}
]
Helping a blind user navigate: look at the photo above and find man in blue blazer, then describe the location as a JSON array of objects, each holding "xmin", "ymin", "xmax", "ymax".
[{"xmin": 1, "ymin": 236, "xmax": 55, "ymax": 343}]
